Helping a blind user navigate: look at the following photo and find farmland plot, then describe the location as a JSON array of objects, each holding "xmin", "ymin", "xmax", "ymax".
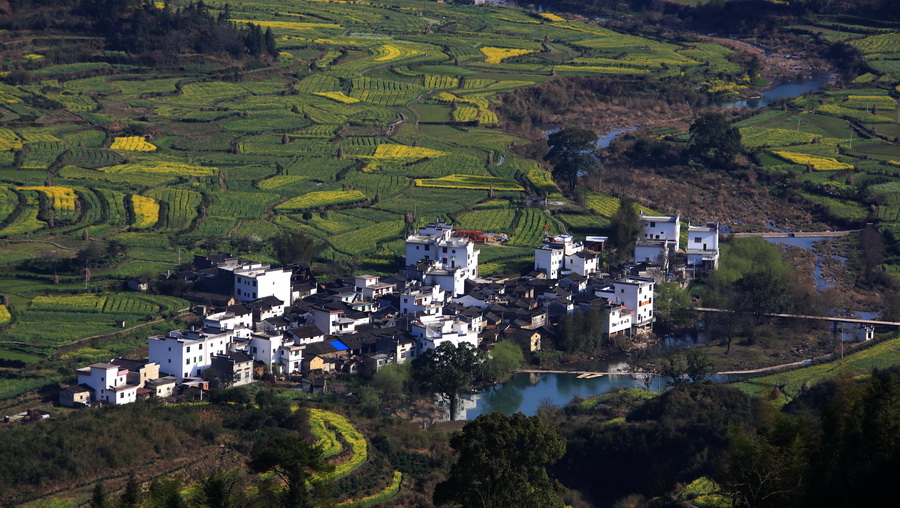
[{"xmin": 145, "ymin": 188, "xmax": 202, "ymax": 231}]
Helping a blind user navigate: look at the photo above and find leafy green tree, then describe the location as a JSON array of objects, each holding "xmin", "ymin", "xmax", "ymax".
[
  {"xmin": 271, "ymin": 230, "xmax": 323, "ymax": 266},
  {"xmin": 654, "ymin": 282, "xmax": 694, "ymax": 332},
  {"xmin": 249, "ymin": 435, "xmax": 333, "ymax": 508},
  {"xmin": 433, "ymin": 412, "xmax": 566, "ymax": 508},
  {"xmin": 545, "ymin": 127, "xmax": 598, "ymax": 192},
  {"xmin": 689, "ymin": 112, "xmax": 742, "ymax": 162},
  {"xmin": 482, "ymin": 340, "xmax": 525, "ymax": 383},
  {"xmin": 609, "ymin": 198, "xmax": 641, "ymax": 263},
  {"xmin": 371, "ymin": 362, "xmax": 411, "ymax": 406},
  {"xmin": 412, "ymin": 342, "xmax": 483, "ymax": 420},
  {"xmin": 146, "ymin": 475, "xmax": 186, "ymax": 508},
  {"xmin": 558, "ymin": 307, "xmax": 607, "ymax": 353}
]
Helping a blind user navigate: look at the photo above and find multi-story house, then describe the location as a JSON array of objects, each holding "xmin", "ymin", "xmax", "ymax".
[{"xmin": 148, "ymin": 328, "xmax": 231, "ymax": 380}]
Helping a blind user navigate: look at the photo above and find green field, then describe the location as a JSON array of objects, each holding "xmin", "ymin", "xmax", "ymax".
[{"xmin": 0, "ymin": 0, "xmax": 894, "ymax": 362}]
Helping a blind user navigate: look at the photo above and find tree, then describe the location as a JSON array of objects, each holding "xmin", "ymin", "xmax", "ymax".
[
  {"xmin": 412, "ymin": 342, "xmax": 483, "ymax": 420},
  {"xmin": 90, "ymin": 482, "xmax": 108, "ymax": 508},
  {"xmin": 371, "ymin": 362, "xmax": 411, "ymax": 406},
  {"xmin": 249, "ymin": 435, "xmax": 333, "ymax": 508},
  {"xmin": 482, "ymin": 340, "xmax": 524, "ymax": 383},
  {"xmin": 118, "ymin": 472, "xmax": 141, "ymax": 508},
  {"xmin": 558, "ymin": 307, "xmax": 607, "ymax": 353},
  {"xmin": 197, "ymin": 469, "xmax": 247, "ymax": 508},
  {"xmin": 654, "ymin": 282, "xmax": 694, "ymax": 332},
  {"xmin": 146, "ymin": 475, "xmax": 186, "ymax": 508},
  {"xmin": 609, "ymin": 197, "xmax": 641, "ymax": 263},
  {"xmin": 270, "ymin": 230, "xmax": 323, "ymax": 266},
  {"xmin": 545, "ymin": 127, "xmax": 598, "ymax": 192},
  {"xmin": 433, "ymin": 412, "xmax": 566, "ymax": 508},
  {"xmin": 689, "ymin": 112, "xmax": 742, "ymax": 162}
]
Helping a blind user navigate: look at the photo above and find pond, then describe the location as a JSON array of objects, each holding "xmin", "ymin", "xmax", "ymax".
[
  {"xmin": 459, "ymin": 370, "xmax": 740, "ymax": 420},
  {"xmin": 715, "ymin": 72, "xmax": 833, "ymax": 109}
]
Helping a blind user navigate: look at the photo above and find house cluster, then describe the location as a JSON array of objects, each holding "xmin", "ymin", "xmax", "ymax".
[{"xmin": 62, "ymin": 217, "xmax": 720, "ymax": 407}]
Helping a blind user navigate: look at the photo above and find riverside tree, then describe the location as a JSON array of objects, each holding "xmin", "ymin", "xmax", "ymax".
[{"xmin": 412, "ymin": 342, "xmax": 483, "ymax": 420}]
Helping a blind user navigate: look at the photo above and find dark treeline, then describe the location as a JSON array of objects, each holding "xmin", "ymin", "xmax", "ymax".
[
  {"xmin": 0, "ymin": 0, "xmax": 277, "ymax": 59},
  {"xmin": 528, "ymin": 0, "xmax": 900, "ymax": 32},
  {"xmin": 550, "ymin": 366, "xmax": 900, "ymax": 507}
]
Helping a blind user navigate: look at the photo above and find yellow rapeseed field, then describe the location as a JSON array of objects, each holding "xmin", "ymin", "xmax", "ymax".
[
  {"xmin": 370, "ymin": 144, "xmax": 449, "ymax": 159},
  {"xmin": 110, "ymin": 136, "xmax": 157, "ymax": 152},
  {"xmin": 314, "ymin": 91, "xmax": 360, "ymax": 103},
  {"xmin": 772, "ymin": 151, "xmax": 854, "ymax": 170},
  {"xmin": 539, "ymin": 13, "xmax": 566, "ymax": 22},
  {"xmin": 131, "ymin": 195, "xmax": 159, "ymax": 229},
  {"xmin": 480, "ymin": 47, "xmax": 536, "ymax": 64},
  {"xmin": 0, "ymin": 305, "xmax": 10, "ymax": 324},
  {"xmin": 375, "ymin": 44, "xmax": 402, "ymax": 61},
  {"xmin": 19, "ymin": 186, "xmax": 78, "ymax": 211}
]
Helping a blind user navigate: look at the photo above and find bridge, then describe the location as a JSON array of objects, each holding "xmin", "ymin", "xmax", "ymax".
[
  {"xmin": 692, "ymin": 307, "xmax": 900, "ymax": 327},
  {"xmin": 728, "ymin": 230, "xmax": 860, "ymax": 238}
]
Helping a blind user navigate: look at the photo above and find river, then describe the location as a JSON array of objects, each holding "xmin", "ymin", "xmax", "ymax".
[{"xmin": 715, "ymin": 72, "xmax": 833, "ymax": 109}]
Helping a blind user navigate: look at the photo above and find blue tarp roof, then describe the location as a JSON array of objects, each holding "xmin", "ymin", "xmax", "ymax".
[{"xmin": 329, "ymin": 340, "xmax": 349, "ymax": 351}]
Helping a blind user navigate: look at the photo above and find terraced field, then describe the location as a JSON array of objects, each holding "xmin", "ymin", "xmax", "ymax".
[{"xmin": 0, "ymin": 0, "xmax": 811, "ymax": 363}]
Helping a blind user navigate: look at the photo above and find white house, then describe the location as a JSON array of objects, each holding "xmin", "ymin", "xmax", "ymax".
[
  {"xmin": 410, "ymin": 314, "xmax": 479, "ymax": 355},
  {"xmin": 686, "ymin": 222, "xmax": 720, "ymax": 271},
  {"xmin": 354, "ymin": 275, "xmax": 395, "ymax": 300},
  {"xmin": 602, "ymin": 301, "xmax": 633, "ymax": 337},
  {"xmin": 400, "ymin": 285, "xmax": 445, "ymax": 315},
  {"xmin": 405, "ymin": 222, "xmax": 480, "ymax": 296},
  {"xmin": 204, "ymin": 304, "xmax": 253, "ymax": 331},
  {"xmin": 638, "ymin": 214, "xmax": 680, "ymax": 252},
  {"xmin": 596, "ymin": 277, "xmax": 655, "ymax": 331},
  {"xmin": 534, "ymin": 235, "xmax": 599, "ymax": 280},
  {"xmin": 232, "ymin": 263, "xmax": 292, "ymax": 306},
  {"xmin": 76, "ymin": 363, "xmax": 139, "ymax": 405},
  {"xmin": 148, "ymin": 329, "xmax": 232, "ymax": 380}
]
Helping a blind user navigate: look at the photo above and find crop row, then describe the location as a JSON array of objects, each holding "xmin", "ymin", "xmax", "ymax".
[
  {"xmin": 364, "ymin": 144, "xmax": 448, "ymax": 160},
  {"xmin": 0, "ymin": 195, "xmax": 44, "ymax": 237},
  {"xmin": 19, "ymin": 186, "xmax": 78, "ymax": 212},
  {"xmin": 21, "ymin": 141, "xmax": 66, "ymax": 170},
  {"xmin": 210, "ymin": 191, "xmax": 278, "ymax": 219},
  {"xmin": 415, "ymin": 174, "xmax": 523, "ymax": 191},
  {"xmin": 349, "ymin": 89, "xmax": 421, "ymax": 106},
  {"xmin": 102, "ymin": 157, "xmax": 217, "ymax": 178},
  {"xmin": 740, "ymin": 128, "xmax": 819, "ymax": 148},
  {"xmin": 145, "ymin": 188, "xmax": 201, "ymax": 230},
  {"xmin": 455, "ymin": 209, "xmax": 516, "ymax": 232},
  {"xmin": 329, "ymin": 219, "xmax": 405, "ymax": 256},
  {"xmin": 509, "ymin": 208, "xmax": 561, "ymax": 247},
  {"xmin": 308, "ymin": 409, "xmax": 368, "ymax": 482},
  {"xmin": 424, "ymin": 74, "xmax": 459, "ymax": 90},
  {"xmin": 276, "ymin": 190, "xmax": 367, "ymax": 211},
  {"xmin": 66, "ymin": 148, "xmax": 125, "ymax": 169},
  {"xmin": 110, "ymin": 136, "xmax": 157, "ymax": 152},
  {"xmin": 480, "ymin": 47, "xmax": 536, "ymax": 64},
  {"xmin": 315, "ymin": 91, "xmax": 359, "ymax": 103},
  {"xmin": 123, "ymin": 198, "xmax": 160, "ymax": 229},
  {"xmin": 772, "ymin": 151, "xmax": 854, "ymax": 170}
]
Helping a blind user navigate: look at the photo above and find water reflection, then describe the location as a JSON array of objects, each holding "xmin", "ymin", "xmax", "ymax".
[{"xmin": 716, "ymin": 72, "xmax": 833, "ymax": 109}]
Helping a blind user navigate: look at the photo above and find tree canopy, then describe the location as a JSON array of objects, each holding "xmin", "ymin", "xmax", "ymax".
[
  {"xmin": 433, "ymin": 412, "xmax": 567, "ymax": 508},
  {"xmin": 412, "ymin": 342, "xmax": 483, "ymax": 420},
  {"xmin": 689, "ymin": 112, "xmax": 743, "ymax": 162},
  {"xmin": 271, "ymin": 230, "xmax": 323, "ymax": 266},
  {"xmin": 545, "ymin": 127, "xmax": 599, "ymax": 192},
  {"xmin": 609, "ymin": 197, "xmax": 642, "ymax": 263}
]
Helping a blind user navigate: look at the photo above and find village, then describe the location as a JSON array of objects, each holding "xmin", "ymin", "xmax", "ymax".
[{"xmin": 59, "ymin": 215, "xmax": 725, "ymax": 408}]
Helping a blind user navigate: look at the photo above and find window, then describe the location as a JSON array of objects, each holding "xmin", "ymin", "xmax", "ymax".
[
  {"xmin": 186, "ymin": 346, "xmax": 191, "ymax": 353},
  {"xmin": 168, "ymin": 347, "xmax": 171, "ymax": 351},
  {"xmin": 186, "ymin": 358, "xmax": 191, "ymax": 364},
  {"xmin": 119, "ymin": 392, "xmax": 123, "ymax": 399},
  {"xmin": 695, "ymin": 237, "xmax": 702, "ymax": 243},
  {"xmin": 168, "ymin": 359, "xmax": 171, "ymax": 363},
  {"xmin": 442, "ymin": 247, "xmax": 447, "ymax": 253},
  {"xmin": 425, "ymin": 245, "xmax": 430, "ymax": 251},
  {"xmin": 253, "ymin": 281, "xmax": 257, "ymax": 287},
  {"xmin": 199, "ymin": 343, "xmax": 203, "ymax": 350},
  {"xmin": 649, "ymin": 221, "xmax": 656, "ymax": 227}
]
